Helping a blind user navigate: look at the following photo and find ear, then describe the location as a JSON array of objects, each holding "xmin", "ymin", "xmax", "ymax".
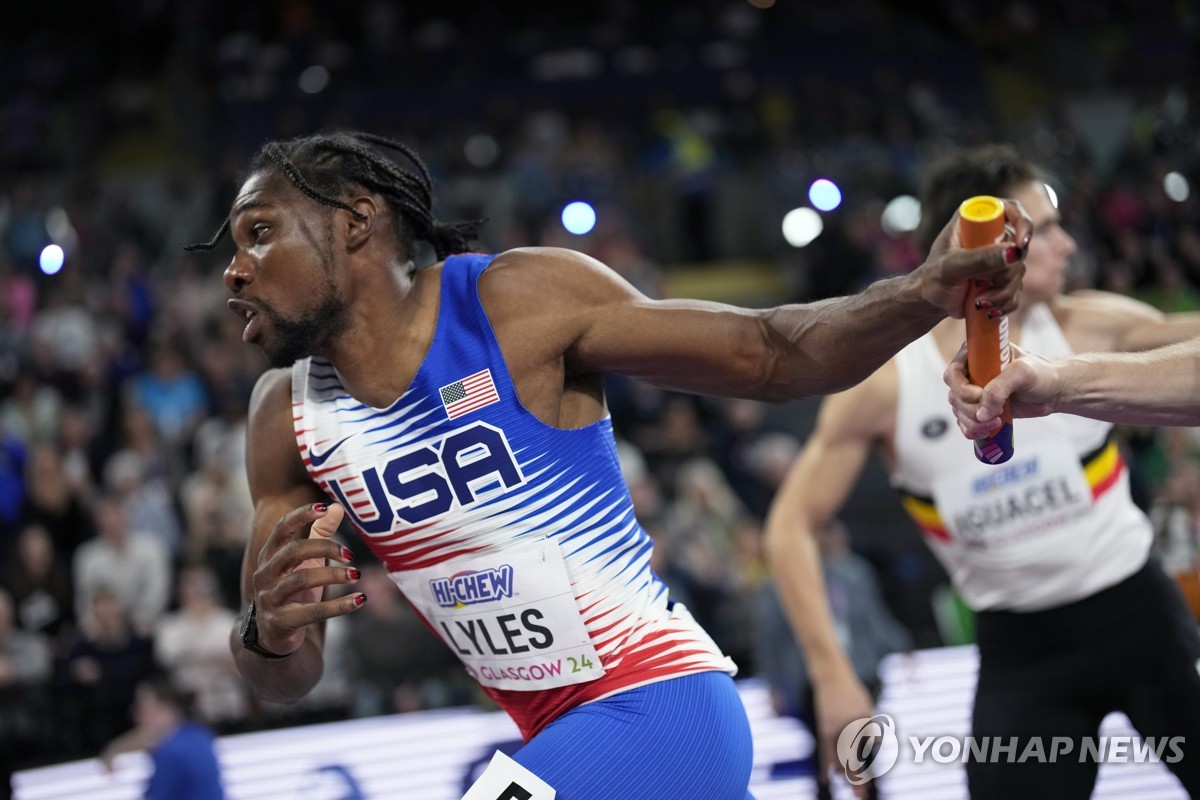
[{"xmin": 343, "ymin": 196, "xmax": 379, "ymax": 250}]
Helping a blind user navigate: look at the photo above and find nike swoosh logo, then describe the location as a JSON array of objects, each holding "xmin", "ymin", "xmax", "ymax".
[{"xmin": 308, "ymin": 435, "xmax": 353, "ymax": 467}]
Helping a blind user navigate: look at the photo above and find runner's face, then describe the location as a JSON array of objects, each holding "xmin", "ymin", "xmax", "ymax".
[
  {"xmin": 1009, "ymin": 180, "xmax": 1077, "ymax": 304},
  {"xmin": 223, "ymin": 171, "xmax": 350, "ymax": 367}
]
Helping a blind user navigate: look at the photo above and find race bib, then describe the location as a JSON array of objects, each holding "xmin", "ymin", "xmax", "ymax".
[
  {"xmin": 932, "ymin": 442, "xmax": 1093, "ymax": 555},
  {"xmin": 461, "ymin": 751, "xmax": 556, "ymax": 800},
  {"xmin": 393, "ymin": 539, "xmax": 605, "ymax": 691}
]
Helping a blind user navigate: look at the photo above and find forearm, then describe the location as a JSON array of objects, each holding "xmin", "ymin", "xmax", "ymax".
[
  {"xmin": 103, "ymin": 724, "xmax": 159, "ymax": 759},
  {"xmin": 1056, "ymin": 343, "xmax": 1200, "ymax": 426},
  {"xmin": 230, "ymin": 625, "xmax": 325, "ymax": 704},
  {"xmin": 765, "ymin": 525, "xmax": 857, "ymax": 686},
  {"xmin": 761, "ymin": 273, "xmax": 943, "ymax": 399}
]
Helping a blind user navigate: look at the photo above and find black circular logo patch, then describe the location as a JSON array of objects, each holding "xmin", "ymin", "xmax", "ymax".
[{"xmin": 921, "ymin": 417, "xmax": 949, "ymax": 438}]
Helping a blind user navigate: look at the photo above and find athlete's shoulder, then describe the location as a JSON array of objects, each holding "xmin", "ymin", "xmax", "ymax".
[
  {"xmin": 1055, "ymin": 290, "xmax": 1164, "ymax": 324},
  {"xmin": 1051, "ymin": 290, "xmax": 1165, "ymax": 351},
  {"xmin": 247, "ymin": 367, "xmax": 299, "ymax": 439},
  {"xmin": 249, "ymin": 367, "xmax": 293, "ymax": 415},
  {"xmin": 246, "ymin": 366, "xmax": 311, "ymax": 492},
  {"xmin": 480, "ymin": 247, "xmax": 639, "ymax": 310},
  {"xmin": 486, "ymin": 247, "xmax": 622, "ymax": 284}
]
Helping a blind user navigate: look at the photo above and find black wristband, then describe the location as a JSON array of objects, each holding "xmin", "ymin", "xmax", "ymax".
[{"xmin": 239, "ymin": 602, "xmax": 290, "ymax": 660}]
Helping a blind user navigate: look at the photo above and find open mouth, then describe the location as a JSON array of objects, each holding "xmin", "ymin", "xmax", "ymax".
[{"xmin": 228, "ymin": 299, "xmax": 261, "ymax": 342}]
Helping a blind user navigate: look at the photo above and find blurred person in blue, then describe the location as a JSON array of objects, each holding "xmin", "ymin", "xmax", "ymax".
[
  {"xmin": 0, "ymin": 432, "xmax": 24, "ymax": 547},
  {"xmin": 128, "ymin": 342, "xmax": 210, "ymax": 451},
  {"xmin": 766, "ymin": 144, "xmax": 1200, "ymax": 800},
  {"xmin": 184, "ymin": 130, "xmax": 1026, "ymax": 798},
  {"xmin": 102, "ymin": 675, "xmax": 226, "ymax": 800}
]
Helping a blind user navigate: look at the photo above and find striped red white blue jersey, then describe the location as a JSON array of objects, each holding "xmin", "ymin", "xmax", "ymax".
[{"xmin": 292, "ymin": 253, "xmax": 736, "ymax": 739}]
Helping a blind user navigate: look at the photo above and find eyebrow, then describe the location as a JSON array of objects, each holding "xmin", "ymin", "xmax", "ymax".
[{"xmin": 230, "ymin": 197, "xmax": 275, "ymax": 217}]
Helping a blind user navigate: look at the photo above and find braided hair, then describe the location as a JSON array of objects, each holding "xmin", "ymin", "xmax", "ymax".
[{"xmin": 186, "ymin": 131, "xmax": 483, "ymax": 260}]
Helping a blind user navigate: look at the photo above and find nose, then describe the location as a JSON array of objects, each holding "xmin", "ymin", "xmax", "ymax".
[
  {"xmin": 224, "ymin": 255, "xmax": 252, "ymax": 293},
  {"xmin": 1055, "ymin": 225, "xmax": 1077, "ymax": 257}
]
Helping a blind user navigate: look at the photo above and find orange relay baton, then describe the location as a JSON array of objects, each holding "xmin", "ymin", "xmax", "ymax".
[{"xmin": 959, "ymin": 195, "xmax": 1014, "ymax": 464}]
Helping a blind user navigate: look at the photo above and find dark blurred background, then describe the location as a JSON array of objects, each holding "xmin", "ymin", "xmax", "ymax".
[{"xmin": 1, "ymin": 0, "xmax": 1199, "ymax": 790}]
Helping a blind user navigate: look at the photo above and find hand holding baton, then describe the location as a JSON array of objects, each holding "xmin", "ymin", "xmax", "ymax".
[{"xmin": 959, "ymin": 195, "xmax": 1015, "ymax": 464}]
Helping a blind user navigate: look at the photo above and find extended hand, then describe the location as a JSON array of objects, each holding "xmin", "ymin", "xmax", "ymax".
[
  {"xmin": 816, "ymin": 674, "xmax": 877, "ymax": 800},
  {"xmin": 250, "ymin": 502, "xmax": 362, "ymax": 656},
  {"xmin": 915, "ymin": 199, "xmax": 1033, "ymax": 319},
  {"xmin": 944, "ymin": 342, "xmax": 1063, "ymax": 438}
]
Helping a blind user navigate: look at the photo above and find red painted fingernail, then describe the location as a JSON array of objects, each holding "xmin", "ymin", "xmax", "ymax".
[
  {"xmin": 353, "ymin": 594, "xmax": 367, "ymax": 607},
  {"xmin": 1005, "ymin": 246, "xmax": 1020, "ymax": 263},
  {"xmin": 341, "ymin": 547, "xmax": 354, "ymax": 562},
  {"xmin": 987, "ymin": 309, "xmax": 1005, "ymax": 319},
  {"xmin": 313, "ymin": 503, "xmax": 327, "ymax": 513},
  {"xmin": 1021, "ymin": 233, "xmax": 1031, "ymax": 249},
  {"xmin": 975, "ymin": 299, "xmax": 993, "ymax": 310},
  {"xmin": 347, "ymin": 567, "xmax": 361, "ymax": 581}
]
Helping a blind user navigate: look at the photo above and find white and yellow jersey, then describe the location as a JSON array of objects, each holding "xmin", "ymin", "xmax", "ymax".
[{"xmin": 892, "ymin": 303, "xmax": 1152, "ymax": 612}]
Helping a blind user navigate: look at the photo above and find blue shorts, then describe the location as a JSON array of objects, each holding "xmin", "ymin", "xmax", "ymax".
[{"xmin": 513, "ymin": 671, "xmax": 755, "ymax": 799}]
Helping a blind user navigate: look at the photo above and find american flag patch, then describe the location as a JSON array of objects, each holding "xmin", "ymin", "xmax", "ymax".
[{"xmin": 439, "ymin": 369, "xmax": 500, "ymax": 420}]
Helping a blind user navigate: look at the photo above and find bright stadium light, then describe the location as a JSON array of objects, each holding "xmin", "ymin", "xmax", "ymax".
[
  {"xmin": 1164, "ymin": 171, "xmax": 1190, "ymax": 202},
  {"xmin": 808, "ymin": 178, "xmax": 842, "ymax": 212},
  {"xmin": 881, "ymin": 195, "xmax": 921, "ymax": 236},
  {"xmin": 782, "ymin": 207, "xmax": 823, "ymax": 247},
  {"xmin": 561, "ymin": 201, "xmax": 597, "ymax": 235},
  {"xmin": 39, "ymin": 244, "xmax": 65, "ymax": 275}
]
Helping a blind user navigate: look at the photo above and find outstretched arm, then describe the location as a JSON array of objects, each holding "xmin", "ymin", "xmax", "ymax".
[
  {"xmin": 945, "ymin": 336, "xmax": 1200, "ymax": 434},
  {"xmin": 483, "ymin": 202, "xmax": 1030, "ymax": 402},
  {"xmin": 1059, "ymin": 289, "xmax": 1200, "ymax": 353}
]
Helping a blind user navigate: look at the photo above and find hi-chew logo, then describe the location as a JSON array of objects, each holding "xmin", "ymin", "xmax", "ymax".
[{"xmin": 431, "ymin": 565, "xmax": 515, "ymax": 608}]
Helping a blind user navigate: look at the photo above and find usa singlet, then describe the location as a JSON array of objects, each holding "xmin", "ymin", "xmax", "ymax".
[
  {"xmin": 892, "ymin": 303, "xmax": 1152, "ymax": 612},
  {"xmin": 292, "ymin": 253, "xmax": 736, "ymax": 739}
]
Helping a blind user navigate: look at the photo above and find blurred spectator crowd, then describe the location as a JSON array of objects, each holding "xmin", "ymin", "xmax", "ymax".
[{"xmin": 1, "ymin": 0, "xmax": 1199, "ymax": 788}]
